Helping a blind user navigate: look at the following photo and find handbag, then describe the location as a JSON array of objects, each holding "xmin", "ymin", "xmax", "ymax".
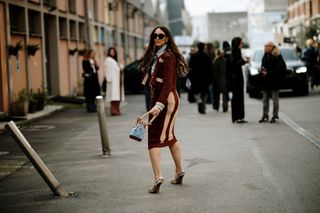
[{"xmin": 129, "ymin": 111, "xmax": 157, "ymax": 142}]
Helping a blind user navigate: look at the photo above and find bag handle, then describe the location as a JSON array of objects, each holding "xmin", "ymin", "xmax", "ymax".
[{"xmin": 137, "ymin": 110, "xmax": 158, "ymax": 126}]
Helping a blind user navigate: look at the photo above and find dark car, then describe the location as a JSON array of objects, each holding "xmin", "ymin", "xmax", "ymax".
[
  {"xmin": 124, "ymin": 59, "xmax": 188, "ymax": 95},
  {"xmin": 124, "ymin": 59, "xmax": 144, "ymax": 94},
  {"xmin": 245, "ymin": 48, "xmax": 309, "ymax": 98}
]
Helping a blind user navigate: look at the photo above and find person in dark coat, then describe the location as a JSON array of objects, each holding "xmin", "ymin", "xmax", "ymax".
[
  {"xmin": 223, "ymin": 41, "xmax": 232, "ymax": 96},
  {"xmin": 188, "ymin": 42, "xmax": 212, "ymax": 114},
  {"xmin": 82, "ymin": 49, "xmax": 101, "ymax": 112},
  {"xmin": 259, "ymin": 42, "xmax": 286, "ymax": 123},
  {"xmin": 230, "ymin": 37, "xmax": 249, "ymax": 123},
  {"xmin": 302, "ymin": 39, "xmax": 319, "ymax": 89},
  {"xmin": 205, "ymin": 42, "xmax": 216, "ymax": 104},
  {"xmin": 212, "ymin": 49, "xmax": 228, "ymax": 112}
]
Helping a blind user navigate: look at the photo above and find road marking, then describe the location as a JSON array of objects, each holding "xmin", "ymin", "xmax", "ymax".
[{"xmin": 279, "ymin": 112, "xmax": 320, "ymax": 149}]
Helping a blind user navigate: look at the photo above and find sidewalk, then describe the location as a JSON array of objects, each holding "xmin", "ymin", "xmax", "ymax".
[
  {"xmin": 0, "ymin": 105, "xmax": 64, "ymax": 133},
  {"xmin": 0, "ymin": 94, "xmax": 319, "ymax": 212}
]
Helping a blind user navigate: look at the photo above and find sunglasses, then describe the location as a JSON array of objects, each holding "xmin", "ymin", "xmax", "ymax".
[{"xmin": 152, "ymin": 33, "xmax": 166, "ymax": 40}]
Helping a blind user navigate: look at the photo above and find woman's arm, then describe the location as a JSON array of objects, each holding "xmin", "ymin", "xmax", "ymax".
[
  {"xmin": 158, "ymin": 54, "xmax": 175, "ymax": 106},
  {"xmin": 104, "ymin": 58, "xmax": 113, "ymax": 82}
]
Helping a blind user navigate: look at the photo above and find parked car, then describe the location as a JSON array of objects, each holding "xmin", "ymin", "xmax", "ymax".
[
  {"xmin": 245, "ymin": 47, "xmax": 309, "ymax": 98},
  {"xmin": 123, "ymin": 59, "xmax": 188, "ymax": 95}
]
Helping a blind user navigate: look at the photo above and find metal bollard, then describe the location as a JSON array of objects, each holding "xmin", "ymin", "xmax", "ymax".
[
  {"xmin": 95, "ymin": 96, "xmax": 111, "ymax": 157},
  {"xmin": 5, "ymin": 121, "xmax": 69, "ymax": 197}
]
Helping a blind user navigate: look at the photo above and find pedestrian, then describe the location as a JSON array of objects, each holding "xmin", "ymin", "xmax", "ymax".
[
  {"xmin": 205, "ymin": 42, "xmax": 216, "ymax": 104},
  {"xmin": 186, "ymin": 46, "xmax": 197, "ymax": 103},
  {"xmin": 230, "ymin": 37, "xmax": 249, "ymax": 123},
  {"xmin": 212, "ymin": 49, "xmax": 228, "ymax": 112},
  {"xmin": 104, "ymin": 47, "xmax": 123, "ymax": 116},
  {"xmin": 188, "ymin": 42, "xmax": 212, "ymax": 114},
  {"xmin": 302, "ymin": 39, "xmax": 319, "ymax": 89},
  {"xmin": 139, "ymin": 26, "xmax": 188, "ymax": 193},
  {"xmin": 82, "ymin": 49, "xmax": 101, "ymax": 112},
  {"xmin": 223, "ymin": 41, "xmax": 232, "ymax": 104},
  {"xmin": 259, "ymin": 41, "xmax": 286, "ymax": 123}
]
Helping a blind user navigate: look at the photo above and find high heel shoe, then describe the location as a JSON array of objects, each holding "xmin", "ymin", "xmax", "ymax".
[
  {"xmin": 171, "ymin": 170, "xmax": 185, "ymax": 184},
  {"xmin": 148, "ymin": 177, "xmax": 164, "ymax": 193}
]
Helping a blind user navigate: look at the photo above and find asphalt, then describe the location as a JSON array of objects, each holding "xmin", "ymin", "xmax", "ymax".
[{"xmin": 0, "ymin": 93, "xmax": 319, "ymax": 213}]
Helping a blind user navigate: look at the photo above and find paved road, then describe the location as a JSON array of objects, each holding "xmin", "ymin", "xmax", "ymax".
[{"xmin": 0, "ymin": 91, "xmax": 319, "ymax": 213}]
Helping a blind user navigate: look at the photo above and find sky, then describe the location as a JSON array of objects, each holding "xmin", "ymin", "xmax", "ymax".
[{"xmin": 184, "ymin": 0, "xmax": 251, "ymax": 16}]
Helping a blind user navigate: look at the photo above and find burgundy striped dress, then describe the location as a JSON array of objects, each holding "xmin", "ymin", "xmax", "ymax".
[{"xmin": 147, "ymin": 49, "xmax": 179, "ymax": 149}]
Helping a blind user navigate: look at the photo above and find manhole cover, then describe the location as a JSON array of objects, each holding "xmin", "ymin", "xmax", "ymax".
[{"xmin": 25, "ymin": 125, "xmax": 55, "ymax": 131}]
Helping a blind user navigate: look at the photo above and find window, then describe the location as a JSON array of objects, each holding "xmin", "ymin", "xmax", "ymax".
[
  {"xmin": 9, "ymin": 5, "xmax": 26, "ymax": 34},
  {"xmin": 28, "ymin": 10, "xmax": 41, "ymax": 36},
  {"xmin": 69, "ymin": 0, "xmax": 76, "ymax": 14},
  {"xmin": 70, "ymin": 20, "xmax": 77, "ymax": 40},
  {"xmin": 59, "ymin": 17, "xmax": 67, "ymax": 39},
  {"xmin": 79, "ymin": 22, "xmax": 85, "ymax": 41},
  {"xmin": 94, "ymin": 26, "xmax": 99, "ymax": 43},
  {"xmin": 100, "ymin": 27, "xmax": 105, "ymax": 44}
]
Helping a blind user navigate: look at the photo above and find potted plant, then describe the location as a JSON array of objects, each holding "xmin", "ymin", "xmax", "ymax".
[
  {"xmin": 69, "ymin": 48, "xmax": 78, "ymax": 55},
  {"xmin": 27, "ymin": 43, "xmax": 40, "ymax": 56},
  {"xmin": 35, "ymin": 85, "xmax": 48, "ymax": 111},
  {"xmin": 28, "ymin": 89, "xmax": 38, "ymax": 113},
  {"xmin": 8, "ymin": 41, "xmax": 22, "ymax": 56},
  {"xmin": 11, "ymin": 89, "xmax": 29, "ymax": 116}
]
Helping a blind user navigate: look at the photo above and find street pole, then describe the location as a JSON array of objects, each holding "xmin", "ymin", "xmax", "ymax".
[
  {"xmin": 5, "ymin": 121, "xmax": 69, "ymax": 197},
  {"xmin": 95, "ymin": 96, "xmax": 111, "ymax": 157}
]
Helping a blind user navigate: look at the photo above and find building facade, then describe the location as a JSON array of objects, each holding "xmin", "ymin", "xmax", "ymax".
[
  {"xmin": 286, "ymin": 0, "xmax": 320, "ymax": 46},
  {"xmin": 166, "ymin": 0, "xmax": 191, "ymax": 36},
  {"xmin": 247, "ymin": 0, "xmax": 287, "ymax": 49},
  {"xmin": 207, "ymin": 11, "xmax": 247, "ymax": 46},
  {"xmin": 0, "ymin": 0, "xmax": 168, "ymax": 116}
]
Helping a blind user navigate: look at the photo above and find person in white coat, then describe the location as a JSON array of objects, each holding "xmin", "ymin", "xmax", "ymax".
[{"xmin": 104, "ymin": 47, "xmax": 123, "ymax": 115}]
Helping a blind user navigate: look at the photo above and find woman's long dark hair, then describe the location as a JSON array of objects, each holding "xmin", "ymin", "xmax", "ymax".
[
  {"xmin": 139, "ymin": 26, "xmax": 188, "ymax": 76},
  {"xmin": 107, "ymin": 47, "xmax": 118, "ymax": 62},
  {"xmin": 231, "ymin": 37, "xmax": 243, "ymax": 59}
]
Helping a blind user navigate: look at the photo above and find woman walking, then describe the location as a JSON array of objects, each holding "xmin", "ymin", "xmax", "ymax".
[
  {"xmin": 82, "ymin": 49, "xmax": 101, "ymax": 112},
  {"xmin": 230, "ymin": 37, "xmax": 249, "ymax": 123},
  {"xmin": 104, "ymin": 47, "xmax": 123, "ymax": 115},
  {"xmin": 140, "ymin": 26, "xmax": 188, "ymax": 193}
]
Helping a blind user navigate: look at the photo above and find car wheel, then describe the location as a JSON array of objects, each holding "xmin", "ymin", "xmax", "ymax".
[{"xmin": 293, "ymin": 84, "xmax": 309, "ymax": 96}]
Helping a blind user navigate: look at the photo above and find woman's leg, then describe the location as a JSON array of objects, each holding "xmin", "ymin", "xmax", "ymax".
[
  {"xmin": 169, "ymin": 142, "xmax": 182, "ymax": 173},
  {"xmin": 115, "ymin": 101, "xmax": 121, "ymax": 115},
  {"xmin": 148, "ymin": 148, "xmax": 161, "ymax": 179},
  {"xmin": 271, "ymin": 90, "xmax": 279, "ymax": 118}
]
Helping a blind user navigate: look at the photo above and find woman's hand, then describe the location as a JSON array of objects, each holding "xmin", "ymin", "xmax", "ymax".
[{"xmin": 150, "ymin": 106, "xmax": 161, "ymax": 116}]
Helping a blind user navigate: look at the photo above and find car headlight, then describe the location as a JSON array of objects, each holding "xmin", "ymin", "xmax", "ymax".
[
  {"xmin": 249, "ymin": 68, "xmax": 259, "ymax": 75},
  {"xmin": 296, "ymin": 66, "xmax": 307, "ymax": 73}
]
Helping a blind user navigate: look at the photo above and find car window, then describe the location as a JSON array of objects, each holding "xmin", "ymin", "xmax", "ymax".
[
  {"xmin": 252, "ymin": 48, "xmax": 298, "ymax": 63},
  {"xmin": 252, "ymin": 50, "xmax": 263, "ymax": 63}
]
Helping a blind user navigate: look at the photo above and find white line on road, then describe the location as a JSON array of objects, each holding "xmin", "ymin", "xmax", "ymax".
[{"xmin": 279, "ymin": 112, "xmax": 320, "ymax": 149}]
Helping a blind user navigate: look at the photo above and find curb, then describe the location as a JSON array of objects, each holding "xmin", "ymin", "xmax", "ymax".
[{"xmin": 0, "ymin": 105, "xmax": 65, "ymax": 134}]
